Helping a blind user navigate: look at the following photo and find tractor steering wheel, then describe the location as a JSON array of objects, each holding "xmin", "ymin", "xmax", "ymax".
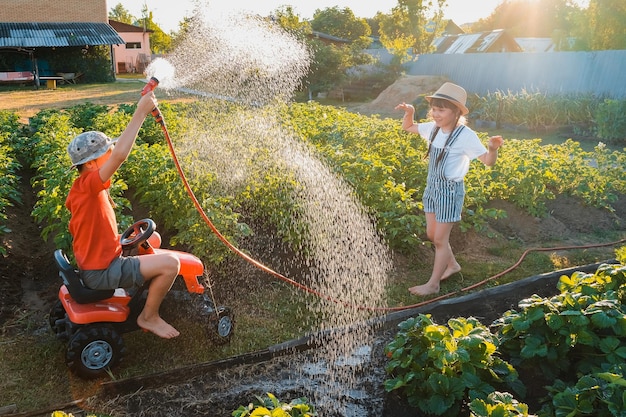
[{"xmin": 120, "ymin": 219, "xmax": 156, "ymax": 250}]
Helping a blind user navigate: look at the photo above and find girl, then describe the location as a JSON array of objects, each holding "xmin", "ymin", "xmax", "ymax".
[{"xmin": 395, "ymin": 82, "xmax": 503, "ymax": 296}]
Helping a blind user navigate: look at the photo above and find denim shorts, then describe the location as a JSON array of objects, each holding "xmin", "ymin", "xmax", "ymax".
[
  {"xmin": 423, "ymin": 180, "xmax": 465, "ymax": 223},
  {"xmin": 81, "ymin": 256, "xmax": 145, "ymax": 290}
]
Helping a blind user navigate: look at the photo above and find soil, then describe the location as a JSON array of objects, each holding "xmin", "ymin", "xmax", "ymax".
[
  {"xmin": 350, "ymin": 74, "xmax": 449, "ymax": 118},
  {"xmin": 1, "ymin": 78, "xmax": 625, "ymax": 416}
]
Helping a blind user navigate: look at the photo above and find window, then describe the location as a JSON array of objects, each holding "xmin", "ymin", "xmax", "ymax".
[{"xmin": 126, "ymin": 42, "xmax": 142, "ymax": 49}]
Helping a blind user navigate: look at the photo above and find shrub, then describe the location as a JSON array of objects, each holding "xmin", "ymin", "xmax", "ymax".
[
  {"xmin": 594, "ymin": 99, "xmax": 626, "ymax": 146},
  {"xmin": 384, "ymin": 314, "xmax": 524, "ymax": 416}
]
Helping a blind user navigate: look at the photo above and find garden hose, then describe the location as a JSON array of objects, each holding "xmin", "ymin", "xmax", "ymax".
[{"xmin": 141, "ymin": 79, "xmax": 626, "ymax": 313}]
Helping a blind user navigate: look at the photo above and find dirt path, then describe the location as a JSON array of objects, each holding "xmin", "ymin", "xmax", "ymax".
[{"xmin": 0, "ymin": 167, "xmax": 57, "ymax": 328}]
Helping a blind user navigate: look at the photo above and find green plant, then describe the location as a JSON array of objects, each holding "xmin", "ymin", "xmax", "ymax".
[
  {"xmin": 494, "ymin": 262, "xmax": 626, "ymax": 385},
  {"xmin": 0, "ymin": 111, "xmax": 22, "ymax": 255},
  {"xmin": 384, "ymin": 314, "xmax": 523, "ymax": 416},
  {"xmin": 232, "ymin": 392, "xmax": 316, "ymax": 417},
  {"xmin": 540, "ymin": 366, "xmax": 626, "ymax": 417},
  {"xmin": 469, "ymin": 391, "xmax": 536, "ymax": 417},
  {"xmin": 594, "ymin": 99, "xmax": 626, "ymax": 145},
  {"xmin": 51, "ymin": 412, "xmax": 98, "ymax": 417},
  {"xmin": 616, "ymin": 245, "xmax": 626, "ymax": 264}
]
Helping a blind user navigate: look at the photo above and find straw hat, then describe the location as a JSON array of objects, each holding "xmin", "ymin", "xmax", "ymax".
[{"xmin": 426, "ymin": 82, "xmax": 469, "ymax": 115}]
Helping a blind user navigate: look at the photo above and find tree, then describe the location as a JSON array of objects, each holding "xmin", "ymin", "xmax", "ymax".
[
  {"xmin": 311, "ymin": 6, "xmax": 371, "ymax": 46},
  {"xmin": 471, "ymin": 0, "xmax": 582, "ymax": 40},
  {"xmin": 308, "ymin": 7, "xmax": 374, "ymax": 91},
  {"xmin": 143, "ymin": 11, "xmax": 172, "ymax": 54},
  {"xmin": 272, "ymin": 6, "xmax": 374, "ymax": 99},
  {"xmin": 271, "ymin": 5, "xmax": 312, "ymax": 41},
  {"xmin": 109, "ymin": 3, "xmax": 135, "ymax": 24},
  {"xmin": 584, "ymin": 0, "xmax": 626, "ymax": 50},
  {"xmin": 303, "ymin": 40, "xmax": 346, "ymax": 98},
  {"xmin": 377, "ymin": 0, "xmax": 447, "ymax": 64}
]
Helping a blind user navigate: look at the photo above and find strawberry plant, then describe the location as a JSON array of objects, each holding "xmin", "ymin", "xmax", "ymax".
[
  {"xmin": 232, "ymin": 392, "xmax": 317, "ymax": 417},
  {"xmin": 384, "ymin": 314, "xmax": 524, "ymax": 416},
  {"xmin": 541, "ymin": 367, "xmax": 626, "ymax": 417},
  {"xmin": 469, "ymin": 391, "xmax": 536, "ymax": 417},
  {"xmin": 492, "ymin": 262, "xmax": 626, "ymax": 415}
]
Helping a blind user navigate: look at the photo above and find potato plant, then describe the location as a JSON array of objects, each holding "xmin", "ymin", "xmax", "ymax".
[
  {"xmin": 0, "ymin": 111, "xmax": 22, "ymax": 255},
  {"xmin": 18, "ymin": 100, "xmax": 626, "ymax": 262}
]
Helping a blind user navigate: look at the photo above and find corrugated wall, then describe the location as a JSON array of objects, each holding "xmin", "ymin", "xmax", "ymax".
[{"xmin": 403, "ymin": 50, "xmax": 626, "ymax": 98}]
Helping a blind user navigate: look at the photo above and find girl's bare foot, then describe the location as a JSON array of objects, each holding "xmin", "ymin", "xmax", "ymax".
[
  {"xmin": 408, "ymin": 283, "xmax": 439, "ymax": 296},
  {"xmin": 137, "ymin": 315, "xmax": 180, "ymax": 339},
  {"xmin": 441, "ymin": 264, "xmax": 462, "ymax": 280}
]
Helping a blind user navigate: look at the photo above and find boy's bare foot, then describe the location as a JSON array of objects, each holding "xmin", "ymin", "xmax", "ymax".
[
  {"xmin": 441, "ymin": 264, "xmax": 462, "ymax": 280},
  {"xmin": 137, "ymin": 315, "xmax": 180, "ymax": 339},
  {"xmin": 408, "ymin": 283, "xmax": 439, "ymax": 296}
]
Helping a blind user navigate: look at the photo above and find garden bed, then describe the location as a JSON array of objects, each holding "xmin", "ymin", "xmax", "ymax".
[{"xmin": 74, "ymin": 261, "xmax": 613, "ymax": 417}]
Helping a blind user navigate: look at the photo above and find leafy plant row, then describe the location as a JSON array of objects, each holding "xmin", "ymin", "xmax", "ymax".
[
  {"xmin": 283, "ymin": 102, "xmax": 626, "ymax": 249},
  {"xmin": 8, "ymin": 100, "xmax": 626, "ymax": 262},
  {"xmin": 384, "ymin": 251, "xmax": 626, "ymax": 416},
  {"xmin": 0, "ymin": 111, "xmax": 22, "ymax": 255},
  {"xmin": 12, "ymin": 102, "xmax": 286, "ymax": 266}
]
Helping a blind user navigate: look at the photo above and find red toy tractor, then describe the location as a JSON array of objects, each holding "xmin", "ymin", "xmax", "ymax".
[{"xmin": 49, "ymin": 219, "xmax": 233, "ymax": 379}]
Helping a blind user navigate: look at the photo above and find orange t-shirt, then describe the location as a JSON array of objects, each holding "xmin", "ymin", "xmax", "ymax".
[{"xmin": 65, "ymin": 169, "xmax": 121, "ymax": 270}]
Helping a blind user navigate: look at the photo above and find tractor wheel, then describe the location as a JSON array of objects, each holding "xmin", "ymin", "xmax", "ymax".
[
  {"xmin": 66, "ymin": 325, "xmax": 125, "ymax": 379},
  {"xmin": 48, "ymin": 300, "xmax": 68, "ymax": 340},
  {"xmin": 207, "ymin": 306, "xmax": 234, "ymax": 345}
]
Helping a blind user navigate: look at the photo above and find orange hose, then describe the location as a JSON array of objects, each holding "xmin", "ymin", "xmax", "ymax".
[{"xmin": 154, "ymin": 109, "xmax": 626, "ymax": 313}]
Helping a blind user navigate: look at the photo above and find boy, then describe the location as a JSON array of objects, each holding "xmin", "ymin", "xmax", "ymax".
[{"xmin": 65, "ymin": 92, "xmax": 181, "ymax": 338}]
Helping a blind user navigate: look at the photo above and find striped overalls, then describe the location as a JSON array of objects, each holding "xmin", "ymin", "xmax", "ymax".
[{"xmin": 422, "ymin": 126, "xmax": 465, "ymax": 223}]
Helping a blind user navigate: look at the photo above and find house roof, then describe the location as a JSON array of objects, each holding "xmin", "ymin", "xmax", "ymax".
[
  {"xmin": 108, "ymin": 19, "xmax": 152, "ymax": 34},
  {"xmin": 515, "ymin": 37, "xmax": 555, "ymax": 52},
  {"xmin": 432, "ymin": 29, "xmax": 522, "ymax": 54},
  {"xmin": 309, "ymin": 31, "xmax": 350, "ymax": 44},
  {"xmin": 0, "ymin": 22, "xmax": 124, "ymax": 48},
  {"xmin": 425, "ymin": 19, "xmax": 465, "ymax": 36}
]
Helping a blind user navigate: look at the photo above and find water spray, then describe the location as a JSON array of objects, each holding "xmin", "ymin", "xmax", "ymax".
[
  {"xmin": 138, "ymin": 77, "xmax": 626, "ymax": 314},
  {"xmin": 137, "ymin": 76, "xmax": 374, "ymax": 309}
]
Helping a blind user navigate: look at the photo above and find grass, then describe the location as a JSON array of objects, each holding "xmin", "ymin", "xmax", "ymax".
[{"xmin": 0, "ymin": 81, "xmax": 622, "ymax": 413}]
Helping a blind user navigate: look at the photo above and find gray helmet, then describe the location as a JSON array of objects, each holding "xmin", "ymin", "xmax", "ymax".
[{"xmin": 67, "ymin": 131, "xmax": 117, "ymax": 169}]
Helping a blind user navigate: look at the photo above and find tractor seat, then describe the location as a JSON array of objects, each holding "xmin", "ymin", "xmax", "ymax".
[{"xmin": 54, "ymin": 250, "xmax": 115, "ymax": 304}]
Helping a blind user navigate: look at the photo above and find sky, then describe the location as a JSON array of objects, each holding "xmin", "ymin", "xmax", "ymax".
[{"xmin": 112, "ymin": 0, "xmax": 507, "ymax": 33}]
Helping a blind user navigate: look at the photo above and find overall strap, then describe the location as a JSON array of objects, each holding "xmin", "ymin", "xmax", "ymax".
[{"xmin": 434, "ymin": 124, "xmax": 465, "ymax": 166}]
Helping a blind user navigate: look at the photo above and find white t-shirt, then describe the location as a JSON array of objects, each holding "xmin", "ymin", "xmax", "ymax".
[{"xmin": 418, "ymin": 121, "xmax": 487, "ymax": 181}]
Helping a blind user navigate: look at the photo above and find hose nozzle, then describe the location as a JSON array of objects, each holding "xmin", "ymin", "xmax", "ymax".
[
  {"xmin": 141, "ymin": 77, "xmax": 164, "ymax": 126},
  {"xmin": 141, "ymin": 77, "xmax": 159, "ymax": 96}
]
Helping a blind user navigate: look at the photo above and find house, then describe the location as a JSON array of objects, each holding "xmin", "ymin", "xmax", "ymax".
[
  {"xmin": 0, "ymin": 0, "xmax": 124, "ymax": 85},
  {"xmin": 109, "ymin": 20, "xmax": 152, "ymax": 74},
  {"xmin": 432, "ymin": 29, "xmax": 522, "ymax": 54},
  {"xmin": 425, "ymin": 19, "xmax": 465, "ymax": 36},
  {"xmin": 515, "ymin": 37, "xmax": 556, "ymax": 52}
]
